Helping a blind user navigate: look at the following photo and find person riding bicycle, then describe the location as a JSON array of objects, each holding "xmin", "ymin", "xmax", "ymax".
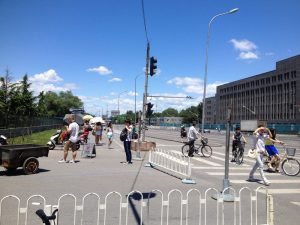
[
  {"xmin": 265, "ymin": 128, "xmax": 284, "ymax": 172},
  {"xmin": 180, "ymin": 125, "xmax": 187, "ymax": 139},
  {"xmin": 187, "ymin": 121, "xmax": 204, "ymax": 157},
  {"xmin": 231, "ymin": 127, "xmax": 247, "ymax": 162}
]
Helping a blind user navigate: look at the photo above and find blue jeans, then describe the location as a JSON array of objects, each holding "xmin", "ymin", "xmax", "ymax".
[{"xmin": 123, "ymin": 141, "xmax": 132, "ymax": 163}]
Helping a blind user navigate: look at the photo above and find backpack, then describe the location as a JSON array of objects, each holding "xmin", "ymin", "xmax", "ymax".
[{"xmin": 120, "ymin": 128, "xmax": 127, "ymax": 142}]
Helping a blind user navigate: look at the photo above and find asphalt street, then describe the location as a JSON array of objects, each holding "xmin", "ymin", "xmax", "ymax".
[{"xmin": 0, "ymin": 127, "xmax": 299, "ymax": 225}]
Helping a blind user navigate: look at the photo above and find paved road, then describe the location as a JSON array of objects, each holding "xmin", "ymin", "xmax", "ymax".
[{"xmin": 0, "ymin": 127, "xmax": 299, "ymax": 225}]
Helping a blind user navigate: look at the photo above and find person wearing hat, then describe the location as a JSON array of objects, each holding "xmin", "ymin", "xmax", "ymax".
[{"xmin": 248, "ymin": 126, "xmax": 271, "ymax": 185}]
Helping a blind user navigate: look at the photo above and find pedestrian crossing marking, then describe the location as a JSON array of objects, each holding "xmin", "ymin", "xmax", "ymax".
[
  {"xmin": 291, "ymin": 202, "xmax": 300, "ymax": 206},
  {"xmin": 193, "ymin": 166, "xmax": 251, "ymax": 170},
  {"xmin": 257, "ymin": 189, "xmax": 300, "ymax": 194},
  {"xmin": 191, "ymin": 156, "xmax": 222, "ymax": 166},
  {"xmin": 212, "ymin": 152, "xmax": 255, "ymax": 166},
  {"xmin": 231, "ymin": 180, "xmax": 300, "ymax": 184},
  {"xmin": 206, "ymin": 172, "xmax": 282, "ymax": 176}
]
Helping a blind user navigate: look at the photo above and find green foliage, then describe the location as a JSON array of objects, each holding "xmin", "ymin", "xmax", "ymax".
[
  {"xmin": 161, "ymin": 108, "xmax": 178, "ymax": 117},
  {"xmin": 0, "ymin": 69, "xmax": 84, "ymax": 125},
  {"xmin": 9, "ymin": 129, "xmax": 58, "ymax": 145},
  {"xmin": 42, "ymin": 91, "xmax": 83, "ymax": 117}
]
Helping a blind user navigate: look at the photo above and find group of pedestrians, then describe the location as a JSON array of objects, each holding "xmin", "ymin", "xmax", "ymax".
[{"xmin": 58, "ymin": 114, "xmax": 115, "ymax": 163}]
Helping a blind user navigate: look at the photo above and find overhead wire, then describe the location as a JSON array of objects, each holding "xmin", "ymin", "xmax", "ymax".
[{"xmin": 141, "ymin": 0, "xmax": 149, "ymax": 44}]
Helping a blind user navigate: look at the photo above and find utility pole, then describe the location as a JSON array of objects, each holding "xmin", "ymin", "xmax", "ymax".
[{"xmin": 142, "ymin": 42, "xmax": 150, "ymax": 142}]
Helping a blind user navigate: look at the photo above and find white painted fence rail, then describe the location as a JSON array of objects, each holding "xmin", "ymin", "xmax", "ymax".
[
  {"xmin": 0, "ymin": 187, "xmax": 272, "ymax": 225},
  {"xmin": 146, "ymin": 148, "xmax": 195, "ymax": 184}
]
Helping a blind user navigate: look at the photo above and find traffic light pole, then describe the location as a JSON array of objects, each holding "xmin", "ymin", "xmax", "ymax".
[{"xmin": 142, "ymin": 42, "xmax": 150, "ymax": 142}]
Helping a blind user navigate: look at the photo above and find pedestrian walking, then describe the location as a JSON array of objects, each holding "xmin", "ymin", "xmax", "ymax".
[
  {"xmin": 248, "ymin": 126, "xmax": 271, "ymax": 185},
  {"xmin": 58, "ymin": 114, "xmax": 79, "ymax": 163},
  {"xmin": 107, "ymin": 122, "xmax": 113, "ymax": 148},
  {"xmin": 121, "ymin": 120, "xmax": 133, "ymax": 164},
  {"xmin": 94, "ymin": 122, "xmax": 103, "ymax": 145}
]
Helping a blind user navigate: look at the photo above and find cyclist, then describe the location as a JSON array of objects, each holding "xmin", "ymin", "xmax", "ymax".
[
  {"xmin": 180, "ymin": 125, "xmax": 187, "ymax": 139},
  {"xmin": 187, "ymin": 121, "xmax": 204, "ymax": 157},
  {"xmin": 231, "ymin": 127, "xmax": 247, "ymax": 162},
  {"xmin": 265, "ymin": 128, "xmax": 284, "ymax": 172}
]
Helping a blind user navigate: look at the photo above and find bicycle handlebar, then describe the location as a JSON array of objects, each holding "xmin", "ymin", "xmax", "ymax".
[{"xmin": 36, "ymin": 209, "xmax": 58, "ymax": 225}]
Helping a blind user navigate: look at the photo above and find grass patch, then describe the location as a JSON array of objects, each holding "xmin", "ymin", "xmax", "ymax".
[{"xmin": 9, "ymin": 129, "xmax": 59, "ymax": 145}]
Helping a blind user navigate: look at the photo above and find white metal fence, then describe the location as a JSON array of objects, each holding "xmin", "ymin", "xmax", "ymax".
[
  {"xmin": 146, "ymin": 148, "xmax": 195, "ymax": 184},
  {"xmin": 0, "ymin": 187, "xmax": 272, "ymax": 225}
]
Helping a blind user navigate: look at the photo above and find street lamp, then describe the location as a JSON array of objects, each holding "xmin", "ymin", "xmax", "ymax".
[
  {"xmin": 134, "ymin": 73, "xmax": 143, "ymax": 124},
  {"xmin": 242, "ymin": 105, "xmax": 256, "ymax": 119},
  {"xmin": 201, "ymin": 8, "xmax": 239, "ymax": 135},
  {"xmin": 118, "ymin": 90, "xmax": 128, "ymax": 114}
]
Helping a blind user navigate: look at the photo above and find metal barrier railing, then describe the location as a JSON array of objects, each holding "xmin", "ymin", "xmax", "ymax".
[
  {"xmin": 146, "ymin": 148, "xmax": 195, "ymax": 184},
  {"xmin": 0, "ymin": 187, "xmax": 271, "ymax": 225}
]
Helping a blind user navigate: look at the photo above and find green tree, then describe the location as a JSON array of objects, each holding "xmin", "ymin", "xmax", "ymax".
[
  {"xmin": 43, "ymin": 91, "xmax": 83, "ymax": 117},
  {"xmin": 161, "ymin": 108, "xmax": 178, "ymax": 117}
]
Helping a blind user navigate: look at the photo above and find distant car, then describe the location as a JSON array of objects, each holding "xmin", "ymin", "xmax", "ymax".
[{"xmin": 199, "ymin": 129, "xmax": 210, "ymax": 133}]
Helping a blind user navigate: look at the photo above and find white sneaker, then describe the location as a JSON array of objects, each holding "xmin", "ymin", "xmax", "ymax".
[
  {"xmin": 69, "ymin": 160, "xmax": 75, "ymax": 163},
  {"xmin": 58, "ymin": 159, "xmax": 67, "ymax": 163},
  {"xmin": 263, "ymin": 179, "xmax": 271, "ymax": 186}
]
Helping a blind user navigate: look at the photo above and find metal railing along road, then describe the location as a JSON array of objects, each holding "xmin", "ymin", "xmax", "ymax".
[{"xmin": 0, "ymin": 187, "xmax": 272, "ymax": 225}]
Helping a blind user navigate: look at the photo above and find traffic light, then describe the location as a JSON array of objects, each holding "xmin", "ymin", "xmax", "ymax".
[
  {"xmin": 149, "ymin": 57, "xmax": 157, "ymax": 76},
  {"xmin": 146, "ymin": 102, "xmax": 154, "ymax": 117}
]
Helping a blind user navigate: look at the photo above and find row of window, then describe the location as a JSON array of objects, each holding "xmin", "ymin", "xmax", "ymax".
[{"xmin": 219, "ymin": 71, "xmax": 297, "ymax": 94}]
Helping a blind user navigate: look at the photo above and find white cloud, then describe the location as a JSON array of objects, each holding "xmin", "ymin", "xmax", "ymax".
[
  {"xmin": 28, "ymin": 69, "xmax": 78, "ymax": 95},
  {"xmin": 29, "ymin": 69, "xmax": 63, "ymax": 83},
  {"xmin": 230, "ymin": 39, "xmax": 257, "ymax": 51},
  {"xmin": 108, "ymin": 77, "xmax": 122, "ymax": 82},
  {"xmin": 230, "ymin": 39, "xmax": 259, "ymax": 60},
  {"xmin": 128, "ymin": 91, "xmax": 138, "ymax": 96},
  {"xmin": 167, "ymin": 77, "xmax": 223, "ymax": 95},
  {"xmin": 30, "ymin": 82, "xmax": 78, "ymax": 94},
  {"xmin": 239, "ymin": 51, "xmax": 259, "ymax": 59},
  {"xmin": 87, "ymin": 66, "xmax": 112, "ymax": 75}
]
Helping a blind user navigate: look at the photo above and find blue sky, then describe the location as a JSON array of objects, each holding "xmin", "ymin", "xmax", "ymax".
[{"xmin": 1, "ymin": 0, "xmax": 300, "ymax": 115}]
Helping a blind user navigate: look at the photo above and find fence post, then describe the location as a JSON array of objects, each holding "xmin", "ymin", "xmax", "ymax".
[{"xmin": 267, "ymin": 194, "xmax": 274, "ymax": 225}]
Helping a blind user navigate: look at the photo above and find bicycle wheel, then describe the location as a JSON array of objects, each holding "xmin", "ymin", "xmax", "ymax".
[
  {"xmin": 201, "ymin": 145, "xmax": 212, "ymax": 158},
  {"xmin": 182, "ymin": 144, "xmax": 190, "ymax": 157},
  {"xmin": 281, "ymin": 158, "xmax": 300, "ymax": 176},
  {"xmin": 236, "ymin": 148, "xmax": 244, "ymax": 165}
]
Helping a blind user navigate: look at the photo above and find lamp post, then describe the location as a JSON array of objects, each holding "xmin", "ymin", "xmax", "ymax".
[
  {"xmin": 201, "ymin": 8, "xmax": 239, "ymax": 135},
  {"xmin": 242, "ymin": 105, "xmax": 256, "ymax": 119},
  {"xmin": 134, "ymin": 73, "xmax": 143, "ymax": 124},
  {"xmin": 118, "ymin": 90, "xmax": 128, "ymax": 115}
]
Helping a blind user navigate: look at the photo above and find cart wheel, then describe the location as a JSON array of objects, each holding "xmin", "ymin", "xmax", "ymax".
[{"xmin": 23, "ymin": 157, "xmax": 39, "ymax": 175}]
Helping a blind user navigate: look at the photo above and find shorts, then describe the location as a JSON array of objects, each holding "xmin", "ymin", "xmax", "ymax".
[
  {"xmin": 265, "ymin": 145, "xmax": 279, "ymax": 157},
  {"xmin": 107, "ymin": 133, "xmax": 113, "ymax": 139},
  {"xmin": 64, "ymin": 140, "xmax": 77, "ymax": 152}
]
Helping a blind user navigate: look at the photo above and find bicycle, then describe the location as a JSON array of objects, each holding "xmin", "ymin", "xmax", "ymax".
[
  {"xmin": 182, "ymin": 137, "xmax": 212, "ymax": 158},
  {"xmin": 36, "ymin": 209, "xmax": 58, "ymax": 225},
  {"xmin": 263, "ymin": 146, "xmax": 300, "ymax": 176},
  {"xmin": 232, "ymin": 141, "xmax": 246, "ymax": 165}
]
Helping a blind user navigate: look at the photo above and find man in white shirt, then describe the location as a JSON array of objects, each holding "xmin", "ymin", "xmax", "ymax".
[
  {"xmin": 187, "ymin": 121, "xmax": 202, "ymax": 157},
  {"xmin": 59, "ymin": 114, "xmax": 79, "ymax": 163}
]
